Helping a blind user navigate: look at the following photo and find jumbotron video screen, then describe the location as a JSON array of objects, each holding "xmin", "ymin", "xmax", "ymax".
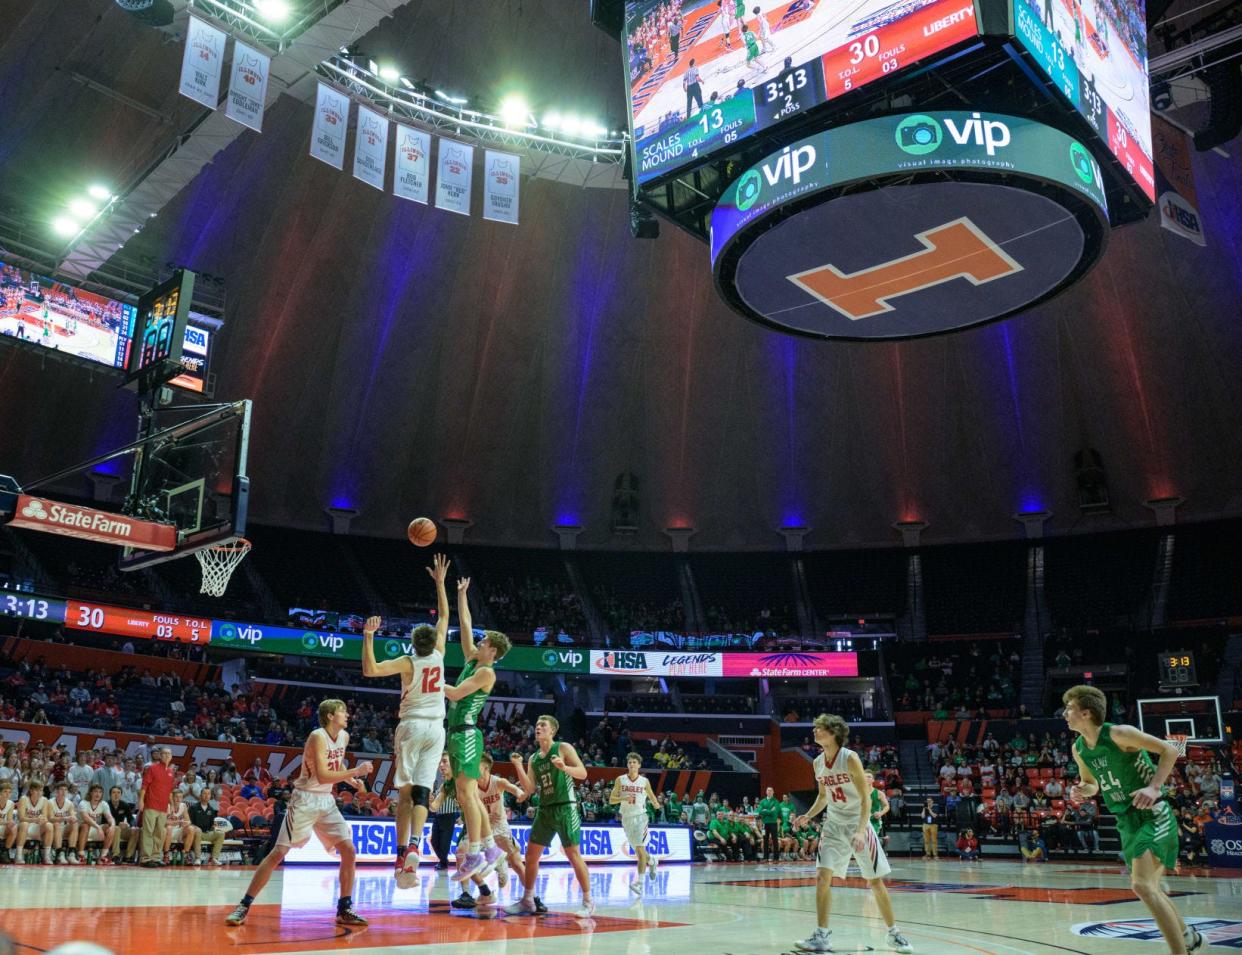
[
  {"xmin": 1013, "ymin": 0, "xmax": 1154, "ymax": 199},
  {"xmin": 624, "ymin": 0, "xmax": 980, "ymax": 184},
  {"xmin": 0, "ymin": 258, "xmax": 135, "ymax": 368}
]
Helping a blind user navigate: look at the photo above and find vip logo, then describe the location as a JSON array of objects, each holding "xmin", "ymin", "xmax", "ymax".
[
  {"xmin": 896, "ymin": 115, "xmax": 941, "ymax": 155},
  {"xmin": 542, "ymin": 650, "xmax": 559, "ymax": 668},
  {"xmin": 385, "ymin": 640, "xmax": 402, "ymax": 657},
  {"xmin": 786, "ymin": 217, "xmax": 1024, "ymax": 320},
  {"xmin": 303, "ymin": 632, "xmax": 346, "ymax": 653},
  {"xmin": 943, "ymin": 113, "xmax": 1011, "ymax": 155},
  {"xmin": 735, "ymin": 169, "xmax": 762, "ymax": 211},
  {"xmin": 301, "ymin": 632, "xmax": 319, "ymax": 651},
  {"xmin": 760, "ymin": 144, "xmax": 815, "ymax": 187},
  {"xmin": 1069, "ymin": 141, "xmax": 1095, "ymax": 185},
  {"xmin": 20, "ymin": 500, "xmax": 47, "ymax": 520}
]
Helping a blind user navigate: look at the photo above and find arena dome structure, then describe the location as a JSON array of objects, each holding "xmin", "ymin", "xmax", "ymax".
[{"xmin": 0, "ymin": 0, "xmax": 1239, "ymax": 552}]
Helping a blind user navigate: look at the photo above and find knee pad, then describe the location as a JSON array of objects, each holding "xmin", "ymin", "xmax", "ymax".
[{"xmin": 411, "ymin": 785, "xmax": 431, "ymax": 809}]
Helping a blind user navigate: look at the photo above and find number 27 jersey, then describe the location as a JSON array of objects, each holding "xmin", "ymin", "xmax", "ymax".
[{"xmin": 814, "ymin": 747, "xmax": 861, "ymax": 824}]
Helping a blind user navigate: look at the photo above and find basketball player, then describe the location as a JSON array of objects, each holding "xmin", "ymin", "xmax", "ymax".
[
  {"xmin": 866, "ymin": 772, "xmax": 890, "ymax": 844},
  {"xmin": 49, "ymin": 781, "xmax": 80, "ymax": 864},
  {"xmin": 792, "ymin": 714, "xmax": 912, "ymax": 953},
  {"xmin": 225, "ymin": 700, "xmax": 373, "ymax": 926},
  {"xmin": 164, "ymin": 789, "xmax": 199, "ymax": 864},
  {"xmin": 0, "ymin": 783, "xmax": 16, "ymax": 863},
  {"xmin": 443, "ymin": 577, "xmax": 512, "ymax": 882},
  {"xmin": 1063, "ymin": 685, "xmax": 1202, "ymax": 955},
  {"xmin": 506, "ymin": 716, "xmax": 595, "ymax": 917},
  {"xmin": 609, "ymin": 752, "xmax": 662, "ymax": 892},
  {"xmin": 752, "ymin": 5, "xmax": 776, "ymax": 52},
  {"xmin": 361, "ymin": 554, "xmax": 450, "ymax": 888},
  {"xmin": 77, "ymin": 784, "xmax": 116, "ymax": 863},
  {"xmin": 741, "ymin": 24, "xmax": 767, "ymax": 75},
  {"xmin": 477, "ymin": 752, "xmax": 527, "ymax": 892},
  {"xmin": 718, "ymin": 0, "xmax": 735, "ymax": 49},
  {"xmin": 14, "ymin": 781, "xmax": 53, "ymax": 864}
]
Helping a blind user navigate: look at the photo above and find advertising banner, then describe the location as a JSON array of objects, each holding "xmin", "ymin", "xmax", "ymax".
[
  {"xmin": 435, "ymin": 139, "xmax": 474, "ymax": 215},
  {"xmin": 286, "ymin": 818, "xmax": 691, "ymax": 865},
  {"xmin": 352, "ymin": 105, "xmax": 389, "ymax": 191},
  {"xmin": 5, "ymin": 495, "xmax": 177, "ymax": 551},
  {"xmin": 179, "ymin": 17, "xmax": 226, "ymax": 109},
  {"xmin": 590, "ymin": 650, "xmax": 723, "ymax": 677},
  {"xmin": 225, "ymin": 40, "xmax": 270, "ymax": 132},
  {"xmin": 483, "ymin": 149, "xmax": 520, "ymax": 224},
  {"xmin": 720, "ymin": 651, "xmax": 858, "ymax": 678},
  {"xmin": 1205, "ymin": 811, "xmax": 1242, "ymax": 868},
  {"xmin": 1153, "ymin": 115, "xmax": 1205, "ymax": 246},
  {"xmin": 310, "ymin": 82, "xmax": 349, "ymax": 170},
  {"xmin": 393, "ymin": 125, "xmax": 431, "ymax": 204}
]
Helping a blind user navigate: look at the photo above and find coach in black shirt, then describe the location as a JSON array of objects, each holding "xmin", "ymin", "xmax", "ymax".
[{"xmin": 107, "ymin": 786, "xmax": 139, "ymax": 863}]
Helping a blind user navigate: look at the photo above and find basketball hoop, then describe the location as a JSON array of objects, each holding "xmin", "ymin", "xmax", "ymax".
[
  {"xmin": 195, "ymin": 538, "xmax": 251, "ymax": 596},
  {"xmin": 1167, "ymin": 734, "xmax": 1189, "ymax": 759}
]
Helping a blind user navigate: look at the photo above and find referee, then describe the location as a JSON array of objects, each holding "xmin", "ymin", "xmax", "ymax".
[{"xmin": 430, "ymin": 754, "xmax": 459, "ymax": 870}]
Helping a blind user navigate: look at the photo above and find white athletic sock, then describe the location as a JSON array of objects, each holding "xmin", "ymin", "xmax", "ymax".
[
  {"xmin": 470, "ymin": 841, "xmax": 483, "ymax": 855},
  {"xmin": 483, "ymin": 835, "xmax": 495, "ymax": 850}
]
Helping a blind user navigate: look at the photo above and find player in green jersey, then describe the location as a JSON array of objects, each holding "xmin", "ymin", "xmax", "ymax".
[
  {"xmin": 1063, "ymin": 685, "xmax": 1202, "ymax": 955},
  {"xmin": 443, "ymin": 577, "xmax": 512, "ymax": 882},
  {"xmin": 757, "ymin": 786, "xmax": 781, "ymax": 865},
  {"xmin": 865, "ymin": 772, "xmax": 890, "ymax": 843},
  {"xmin": 506, "ymin": 715, "xmax": 595, "ymax": 918}
]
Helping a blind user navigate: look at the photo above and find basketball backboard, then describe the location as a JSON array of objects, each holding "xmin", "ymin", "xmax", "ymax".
[{"xmin": 1136, "ymin": 695, "xmax": 1224, "ymax": 745}]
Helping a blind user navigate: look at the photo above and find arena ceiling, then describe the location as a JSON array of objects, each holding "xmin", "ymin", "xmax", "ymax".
[{"xmin": 2, "ymin": 0, "xmax": 1241, "ymax": 552}]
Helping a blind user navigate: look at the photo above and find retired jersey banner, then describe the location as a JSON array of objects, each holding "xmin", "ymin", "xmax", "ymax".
[
  {"xmin": 310, "ymin": 82, "xmax": 349, "ymax": 170},
  {"xmin": 483, "ymin": 149, "xmax": 520, "ymax": 224},
  {"xmin": 435, "ymin": 139, "xmax": 474, "ymax": 215},
  {"xmin": 179, "ymin": 17, "xmax": 226, "ymax": 109},
  {"xmin": 225, "ymin": 40, "xmax": 270, "ymax": 132},
  {"xmin": 352, "ymin": 105, "xmax": 389, "ymax": 191},
  {"xmin": 393, "ymin": 125, "xmax": 431, "ymax": 204},
  {"xmin": 1153, "ymin": 116, "xmax": 1206, "ymax": 247}
]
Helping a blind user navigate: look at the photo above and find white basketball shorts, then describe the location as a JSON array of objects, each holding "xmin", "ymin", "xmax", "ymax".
[
  {"xmin": 816, "ymin": 818, "xmax": 891, "ymax": 879},
  {"xmin": 276, "ymin": 790, "xmax": 352, "ymax": 850},
  {"xmin": 393, "ymin": 718, "xmax": 446, "ymax": 790}
]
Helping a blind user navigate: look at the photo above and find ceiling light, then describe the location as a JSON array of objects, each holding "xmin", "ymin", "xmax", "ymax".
[
  {"xmin": 87, "ymin": 184, "xmax": 113, "ymax": 201},
  {"xmin": 499, "ymin": 95, "xmax": 529, "ymax": 128},
  {"xmin": 254, "ymin": 0, "xmax": 290, "ymax": 23},
  {"xmin": 542, "ymin": 112, "xmax": 561, "ymax": 129},
  {"xmin": 379, "ymin": 63, "xmax": 399, "ymax": 82},
  {"xmin": 52, "ymin": 216, "xmax": 79, "ymax": 237},
  {"xmin": 560, "ymin": 115, "xmax": 581, "ymax": 136},
  {"xmin": 67, "ymin": 198, "xmax": 98, "ymax": 220}
]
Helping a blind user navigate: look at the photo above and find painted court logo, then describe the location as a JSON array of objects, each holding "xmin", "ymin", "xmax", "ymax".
[
  {"xmin": 1073, "ymin": 919, "xmax": 1242, "ymax": 948},
  {"xmin": 736, "ymin": 170, "xmax": 762, "ymax": 211}
]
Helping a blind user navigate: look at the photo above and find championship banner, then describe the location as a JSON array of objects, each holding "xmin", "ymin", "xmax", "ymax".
[
  {"xmin": 309, "ymin": 82, "xmax": 349, "ymax": 170},
  {"xmin": 393, "ymin": 125, "xmax": 431, "ymax": 204},
  {"xmin": 483, "ymin": 149, "xmax": 520, "ymax": 224},
  {"xmin": 286, "ymin": 818, "xmax": 692, "ymax": 865},
  {"xmin": 179, "ymin": 17, "xmax": 226, "ymax": 109},
  {"xmin": 224, "ymin": 40, "xmax": 270, "ymax": 132},
  {"xmin": 1153, "ymin": 116, "xmax": 1206, "ymax": 247},
  {"xmin": 352, "ymin": 105, "xmax": 389, "ymax": 191},
  {"xmin": 435, "ymin": 138, "xmax": 474, "ymax": 215}
]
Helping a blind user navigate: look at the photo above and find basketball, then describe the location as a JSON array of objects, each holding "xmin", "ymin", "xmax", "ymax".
[{"xmin": 407, "ymin": 517, "xmax": 437, "ymax": 547}]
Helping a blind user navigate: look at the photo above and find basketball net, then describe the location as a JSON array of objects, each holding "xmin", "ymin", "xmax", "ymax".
[
  {"xmin": 195, "ymin": 538, "xmax": 251, "ymax": 597},
  {"xmin": 1167, "ymin": 734, "xmax": 1189, "ymax": 760}
]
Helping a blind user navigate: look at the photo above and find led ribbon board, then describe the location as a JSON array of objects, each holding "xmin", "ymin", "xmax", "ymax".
[{"xmin": 710, "ymin": 111, "xmax": 1109, "ymax": 340}]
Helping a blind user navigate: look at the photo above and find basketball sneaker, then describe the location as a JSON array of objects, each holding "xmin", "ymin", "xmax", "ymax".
[
  {"xmin": 224, "ymin": 904, "xmax": 249, "ymax": 926},
  {"xmin": 1186, "ymin": 926, "xmax": 1204, "ymax": 953},
  {"xmin": 396, "ymin": 851, "xmax": 419, "ymax": 890},
  {"xmin": 496, "ymin": 862, "xmax": 509, "ymax": 889},
  {"xmin": 575, "ymin": 898, "xmax": 596, "ymax": 918},
  {"xmin": 795, "ymin": 927, "xmax": 833, "ymax": 952},
  {"xmin": 887, "ymin": 926, "xmax": 913, "ymax": 953},
  {"xmin": 504, "ymin": 897, "xmax": 537, "ymax": 916},
  {"xmin": 477, "ymin": 844, "xmax": 505, "ymax": 878},
  {"xmin": 336, "ymin": 906, "xmax": 368, "ymax": 926},
  {"xmin": 533, "ymin": 896, "xmax": 548, "ymax": 914},
  {"xmin": 454, "ymin": 851, "xmax": 483, "ymax": 882},
  {"xmin": 451, "ymin": 890, "xmax": 477, "ymax": 910},
  {"xmin": 629, "ymin": 878, "xmax": 643, "ymax": 895}
]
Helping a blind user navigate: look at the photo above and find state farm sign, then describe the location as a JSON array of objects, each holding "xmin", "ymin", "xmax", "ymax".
[{"xmin": 7, "ymin": 495, "xmax": 177, "ymax": 551}]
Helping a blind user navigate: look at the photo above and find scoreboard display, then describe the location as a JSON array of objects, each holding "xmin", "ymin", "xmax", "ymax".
[
  {"xmin": 625, "ymin": 0, "xmax": 979, "ymax": 184},
  {"xmin": 66, "ymin": 600, "xmax": 211, "ymax": 643},
  {"xmin": 125, "ymin": 269, "xmax": 196, "ymax": 391},
  {"xmin": 1157, "ymin": 651, "xmax": 1197, "ymax": 688}
]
